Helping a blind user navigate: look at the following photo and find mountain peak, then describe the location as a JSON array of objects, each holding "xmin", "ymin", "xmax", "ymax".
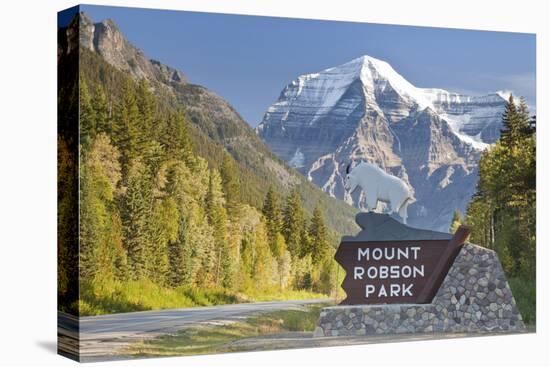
[
  {"xmin": 257, "ymin": 55, "xmax": 509, "ymax": 231},
  {"xmin": 343, "ymin": 54, "xmax": 385, "ymax": 68},
  {"xmin": 261, "ymin": 54, "xmax": 507, "ymax": 148},
  {"xmin": 353, "ymin": 55, "xmax": 434, "ymax": 109},
  {"xmin": 73, "ymin": 13, "xmax": 187, "ymax": 86},
  {"xmin": 101, "ymin": 18, "xmax": 118, "ymax": 28},
  {"xmin": 295, "ymin": 54, "xmax": 435, "ymax": 114},
  {"xmin": 336, "ymin": 54, "xmax": 393, "ymax": 70},
  {"xmin": 78, "ymin": 11, "xmax": 92, "ymax": 24}
]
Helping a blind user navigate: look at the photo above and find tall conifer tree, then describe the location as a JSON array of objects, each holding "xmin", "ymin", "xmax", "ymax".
[
  {"xmin": 92, "ymin": 85, "xmax": 110, "ymax": 135},
  {"xmin": 220, "ymin": 155, "xmax": 239, "ymax": 215},
  {"xmin": 121, "ymin": 160, "xmax": 153, "ymax": 279},
  {"xmin": 113, "ymin": 78, "xmax": 143, "ymax": 179},
  {"xmin": 79, "ymin": 76, "xmax": 95, "ymax": 151},
  {"xmin": 206, "ymin": 169, "xmax": 231, "ymax": 286},
  {"xmin": 79, "ymin": 134, "xmax": 122, "ymax": 279},
  {"xmin": 449, "ymin": 210, "xmax": 463, "ymax": 234},
  {"xmin": 283, "ymin": 189, "xmax": 306, "ymax": 258},
  {"xmin": 307, "ymin": 205, "xmax": 330, "ymax": 265},
  {"xmin": 262, "ymin": 186, "xmax": 283, "ymax": 252}
]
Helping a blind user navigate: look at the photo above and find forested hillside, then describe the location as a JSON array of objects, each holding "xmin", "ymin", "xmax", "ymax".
[
  {"xmin": 76, "ymin": 12, "xmax": 359, "ymax": 236},
  {"xmin": 463, "ymin": 95, "xmax": 536, "ymax": 323},
  {"xmin": 59, "ymin": 42, "xmax": 355, "ymax": 315},
  {"xmin": 58, "ymin": 14, "xmax": 535, "ymax": 321}
]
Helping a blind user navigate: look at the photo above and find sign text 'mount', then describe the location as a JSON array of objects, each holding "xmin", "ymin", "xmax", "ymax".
[{"xmin": 336, "ymin": 213, "xmax": 470, "ymax": 305}]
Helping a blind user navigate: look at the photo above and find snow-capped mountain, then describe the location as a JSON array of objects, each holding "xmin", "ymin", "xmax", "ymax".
[{"xmin": 257, "ymin": 55, "xmax": 509, "ymax": 231}]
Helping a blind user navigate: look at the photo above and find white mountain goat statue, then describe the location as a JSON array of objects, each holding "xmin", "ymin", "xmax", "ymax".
[{"xmin": 344, "ymin": 161, "xmax": 415, "ymax": 224}]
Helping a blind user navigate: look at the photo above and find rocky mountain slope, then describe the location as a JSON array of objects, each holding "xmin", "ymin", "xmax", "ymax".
[
  {"xmin": 257, "ymin": 55, "xmax": 509, "ymax": 231},
  {"xmin": 63, "ymin": 12, "xmax": 359, "ymax": 235},
  {"xmin": 78, "ymin": 13, "xmax": 186, "ymax": 87}
]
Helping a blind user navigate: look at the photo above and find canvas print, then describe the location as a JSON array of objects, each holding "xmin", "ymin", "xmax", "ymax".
[{"xmin": 57, "ymin": 4, "xmax": 536, "ymax": 362}]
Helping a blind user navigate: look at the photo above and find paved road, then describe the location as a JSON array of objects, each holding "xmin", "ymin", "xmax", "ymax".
[
  {"xmin": 58, "ymin": 299, "xmax": 329, "ymax": 361},
  {"xmin": 58, "ymin": 299, "xmax": 531, "ymax": 362}
]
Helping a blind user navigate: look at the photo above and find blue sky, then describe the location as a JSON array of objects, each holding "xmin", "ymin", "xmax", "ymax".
[{"xmin": 69, "ymin": 5, "xmax": 536, "ymax": 126}]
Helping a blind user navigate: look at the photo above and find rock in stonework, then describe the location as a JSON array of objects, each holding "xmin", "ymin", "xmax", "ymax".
[{"xmin": 315, "ymin": 243, "xmax": 526, "ymax": 337}]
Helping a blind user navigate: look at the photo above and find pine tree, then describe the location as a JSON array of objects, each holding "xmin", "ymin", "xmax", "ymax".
[
  {"xmin": 109, "ymin": 212, "xmax": 128, "ymax": 281},
  {"xmin": 167, "ymin": 217, "xmax": 187, "ymax": 288},
  {"xmin": 92, "ymin": 85, "xmax": 110, "ymax": 134},
  {"xmin": 136, "ymin": 78, "xmax": 156, "ymax": 136},
  {"xmin": 79, "ymin": 161, "xmax": 101, "ymax": 279},
  {"xmin": 220, "ymin": 155, "xmax": 239, "ymax": 215},
  {"xmin": 162, "ymin": 110, "xmax": 194, "ymax": 166},
  {"xmin": 466, "ymin": 196, "xmax": 492, "ymax": 248},
  {"xmin": 292, "ymin": 254, "xmax": 313, "ymax": 290},
  {"xmin": 79, "ymin": 76, "xmax": 95, "ymax": 151},
  {"xmin": 205, "ymin": 169, "xmax": 231, "ymax": 286},
  {"xmin": 500, "ymin": 94, "xmax": 518, "ymax": 147},
  {"xmin": 58, "ymin": 136, "xmax": 79, "ymax": 304},
  {"xmin": 163, "ymin": 160, "xmax": 208, "ymax": 286},
  {"xmin": 168, "ymin": 216, "xmax": 199, "ymax": 288},
  {"xmin": 95, "ymin": 210, "xmax": 127, "ymax": 282},
  {"xmin": 466, "ymin": 94, "xmax": 536, "ymax": 280},
  {"xmin": 240, "ymin": 230, "xmax": 255, "ymax": 280},
  {"xmin": 262, "ymin": 186, "xmax": 283, "ymax": 254},
  {"xmin": 148, "ymin": 197, "xmax": 179, "ymax": 285},
  {"xmin": 135, "ymin": 79, "xmax": 164, "ymax": 173},
  {"xmin": 517, "ymin": 98, "xmax": 532, "ymax": 137},
  {"xmin": 79, "ymin": 134, "xmax": 122, "ymax": 280},
  {"xmin": 500, "ymin": 95, "xmax": 531, "ymax": 149},
  {"xmin": 121, "ymin": 159, "xmax": 153, "ymax": 279},
  {"xmin": 316, "ymin": 257, "xmax": 337, "ymax": 295},
  {"xmin": 449, "ymin": 209, "xmax": 463, "ymax": 234},
  {"xmin": 113, "ymin": 78, "xmax": 144, "ymax": 179},
  {"xmin": 307, "ymin": 205, "xmax": 330, "ymax": 265},
  {"xmin": 282, "ymin": 189, "xmax": 306, "ymax": 258},
  {"xmin": 251, "ymin": 219, "xmax": 276, "ymax": 287}
]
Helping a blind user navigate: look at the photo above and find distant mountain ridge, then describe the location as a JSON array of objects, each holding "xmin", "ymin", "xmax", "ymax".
[{"xmin": 257, "ymin": 55, "xmax": 510, "ymax": 231}]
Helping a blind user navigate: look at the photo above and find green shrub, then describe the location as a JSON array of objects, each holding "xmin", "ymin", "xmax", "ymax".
[
  {"xmin": 79, "ymin": 278, "xmax": 199, "ymax": 315},
  {"xmin": 508, "ymin": 277, "xmax": 536, "ymax": 325},
  {"xmin": 78, "ymin": 278, "xmax": 327, "ymax": 316}
]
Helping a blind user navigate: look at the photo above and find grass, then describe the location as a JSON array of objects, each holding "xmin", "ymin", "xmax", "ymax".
[
  {"xmin": 79, "ymin": 279, "xmax": 238, "ymax": 316},
  {"xmin": 78, "ymin": 278, "xmax": 328, "ymax": 316},
  {"xmin": 126, "ymin": 303, "xmax": 329, "ymax": 357},
  {"xmin": 248, "ymin": 305, "xmax": 324, "ymax": 332},
  {"xmin": 508, "ymin": 277, "xmax": 536, "ymax": 326},
  {"xmin": 240, "ymin": 287, "xmax": 328, "ymax": 302}
]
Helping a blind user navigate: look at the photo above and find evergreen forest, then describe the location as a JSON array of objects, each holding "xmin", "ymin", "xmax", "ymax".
[
  {"xmin": 58, "ymin": 49, "xmax": 347, "ymax": 316},
  {"xmin": 451, "ymin": 95, "xmax": 536, "ymax": 324}
]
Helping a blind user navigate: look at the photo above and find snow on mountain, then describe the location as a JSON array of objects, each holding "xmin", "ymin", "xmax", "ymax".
[
  {"xmin": 289, "ymin": 148, "xmax": 306, "ymax": 168},
  {"xmin": 420, "ymin": 88, "xmax": 507, "ymax": 149},
  {"xmin": 257, "ymin": 55, "xmax": 509, "ymax": 231},
  {"xmin": 259, "ymin": 55, "xmax": 506, "ymax": 150}
]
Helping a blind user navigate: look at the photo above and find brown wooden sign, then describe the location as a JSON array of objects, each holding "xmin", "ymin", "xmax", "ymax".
[{"xmin": 336, "ymin": 213, "xmax": 470, "ymax": 305}]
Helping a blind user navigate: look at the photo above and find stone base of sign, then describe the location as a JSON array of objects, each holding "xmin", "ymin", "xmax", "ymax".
[{"xmin": 314, "ymin": 243, "xmax": 526, "ymax": 337}]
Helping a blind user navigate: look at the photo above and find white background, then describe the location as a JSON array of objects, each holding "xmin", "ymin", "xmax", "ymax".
[{"xmin": 0, "ymin": 0, "xmax": 546, "ymax": 366}]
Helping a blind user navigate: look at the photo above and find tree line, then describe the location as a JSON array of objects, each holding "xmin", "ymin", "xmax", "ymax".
[
  {"xmin": 59, "ymin": 74, "xmax": 337, "ymax": 312},
  {"xmin": 460, "ymin": 95, "xmax": 536, "ymax": 280}
]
